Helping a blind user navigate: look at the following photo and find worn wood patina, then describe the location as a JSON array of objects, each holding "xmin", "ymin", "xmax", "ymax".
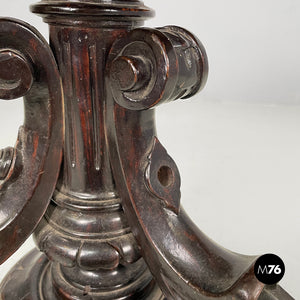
[{"xmin": 0, "ymin": 1, "xmax": 294, "ymax": 299}]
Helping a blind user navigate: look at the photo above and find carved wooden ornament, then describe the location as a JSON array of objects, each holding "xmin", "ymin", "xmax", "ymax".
[
  {"xmin": 0, "ymin": 1, "xmax": 294, "ymax": 300},
  {"xmin": 0, "ymin": 18, "xmax": 63, "ymax": 264}
]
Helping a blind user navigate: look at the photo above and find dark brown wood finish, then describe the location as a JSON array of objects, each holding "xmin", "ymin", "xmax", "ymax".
[
  {"xmin": 0, "ymin": 1, "xmax": 295, "ymax": 299},
  {"xmin": 0, "ymin": 18, "xmax": 63, "ymax": 265},
  {"xmin": 105, "ymin": 26, "xmax": 293, "ymax": 299}
]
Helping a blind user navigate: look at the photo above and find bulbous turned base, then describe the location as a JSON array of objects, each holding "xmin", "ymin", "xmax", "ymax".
[{"xmin": 0, "ymin": 249, "xmax": 165, "ymax": 300}]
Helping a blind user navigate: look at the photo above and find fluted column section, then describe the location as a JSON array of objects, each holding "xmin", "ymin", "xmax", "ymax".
[{"xmin": 31, "ymin": 1, "xmax": 163, "ymax": 298}]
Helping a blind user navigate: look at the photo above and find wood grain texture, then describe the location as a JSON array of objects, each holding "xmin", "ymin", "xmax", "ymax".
[
  {"xmin": 106, "ymin": 25, "xmax": 294, "ymax": 299},
  {"xmin": 0, "ymin": 18, "xmax": 63, "ymax": 265},
  {"xmin": 29, "ymin": 8, "xmax": 162, "ymax": 298},
  {"xmin": 0, "ymin": 1, "xmax": 295, "ymax": 299}
]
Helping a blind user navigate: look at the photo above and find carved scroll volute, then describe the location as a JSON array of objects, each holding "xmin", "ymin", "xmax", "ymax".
[
  {"xmin": 0, "ymin": 18, "xmax": 63, "ymax": 264},
  {"xmin": 109, "ymin": 26, "xmax": 208, "ymax": 110}
]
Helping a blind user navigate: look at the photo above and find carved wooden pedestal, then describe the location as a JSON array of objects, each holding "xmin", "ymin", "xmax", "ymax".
[{"xmin": 0, "ymin": 1, "xmax": 295, "ymax": 299}]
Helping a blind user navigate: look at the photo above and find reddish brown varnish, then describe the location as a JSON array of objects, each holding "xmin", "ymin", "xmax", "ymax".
[{"xmin": 0, "ymin": 1, "xmax": 294, "ymax": 299}]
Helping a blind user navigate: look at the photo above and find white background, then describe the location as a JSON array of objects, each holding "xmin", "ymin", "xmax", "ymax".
[{"xmin": 0, "ymin": 0, "xmax": 299, "ymax": 298}]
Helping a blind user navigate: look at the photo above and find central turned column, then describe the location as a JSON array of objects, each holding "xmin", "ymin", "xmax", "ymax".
[{"xmin": 31, "ymin": 1, "xmax": 163, "ymax": 299}]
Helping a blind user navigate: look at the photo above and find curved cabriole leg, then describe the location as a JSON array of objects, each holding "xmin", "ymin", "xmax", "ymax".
[
  {"xmin": 0, "ymin": 18, "xmax": 63, "ymax": 265},
  {"xmin": 106, "ymin": 26, "xmax": 294, "ymax": 299}
]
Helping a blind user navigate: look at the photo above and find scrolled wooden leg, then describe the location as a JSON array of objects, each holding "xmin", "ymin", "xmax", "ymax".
[
  {"xmin": 106, "ymin": 25, "xmax": 294, "ymax": 300},
  {"xmin": 0, "ymin": 17, "xmax": 63, "ymax": 266}
]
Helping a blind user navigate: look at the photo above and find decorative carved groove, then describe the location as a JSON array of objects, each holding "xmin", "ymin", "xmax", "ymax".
[
  {"xmin": 53, "ymin": 27, "xmax": 117, "ymax": 196},
  {"xmin": 89, "ymin": 44, "xmax": 102, "ymax": 171},
  {"xmin": 63, "ymin": 40, "xmax": 77, "ymax": 169}
]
